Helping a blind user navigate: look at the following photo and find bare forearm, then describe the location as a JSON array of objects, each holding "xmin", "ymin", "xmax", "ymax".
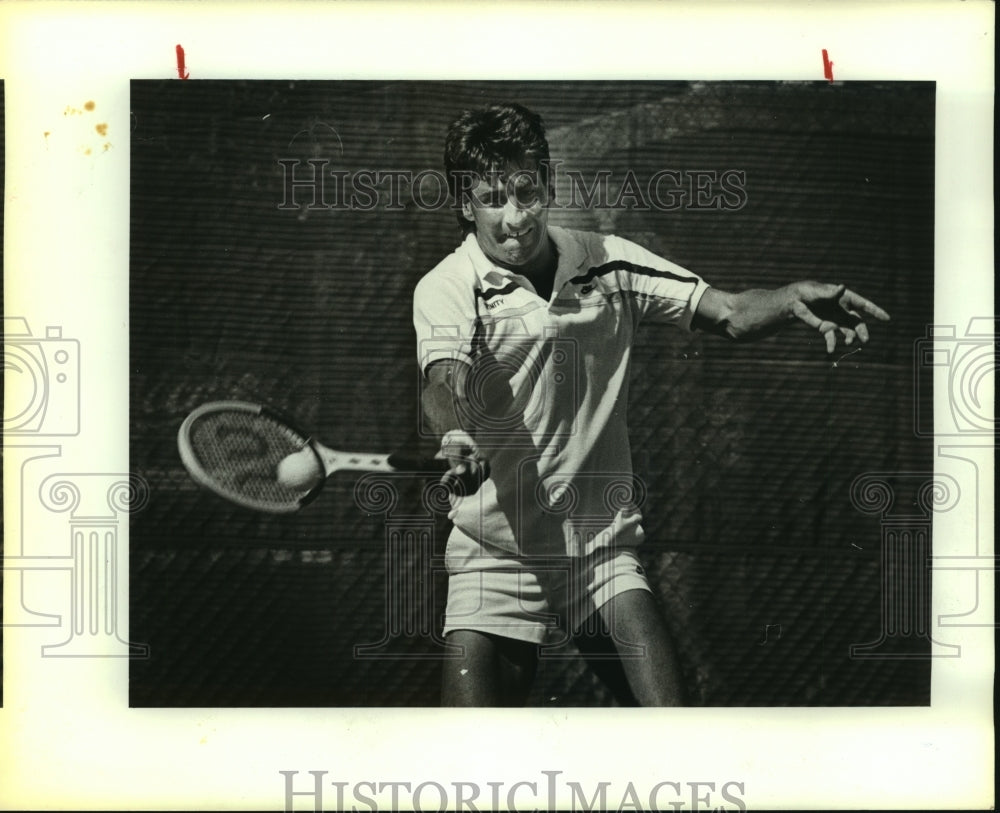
[
  {"xmin": 421, "ymin": 360, "xmax": 486, "ymax": 440},
  {"xmin": 693, "ymin": 281, "xmax": 889, "ymax": 350},
  {"xmin": 697, "ymin": 286, "xmax": 798, "ymax": 342},
  {"xmin": 421, "ymin": 379, "xmax": 468, "ymax": 439},
  {"xmin": 420, "ymin": 361, "xmax": 490, "ymax": 492}
]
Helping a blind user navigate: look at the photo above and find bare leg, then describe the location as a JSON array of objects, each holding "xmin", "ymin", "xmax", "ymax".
[
  {"xmin": 441, "ymin": 630, "xmax": 538, "ymax": 707},
  {"xmin": 595, "ymin": 589, "xmax": 686, "ymax": 706},
  {"xmin": 573, "ymin": 620, "xmax": 640, "ymax": 706}
]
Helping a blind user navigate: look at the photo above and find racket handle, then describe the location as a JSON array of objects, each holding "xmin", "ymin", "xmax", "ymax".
[{"xmin": 386, "ymin": 452, "xmax": 450, "ymax": 474}]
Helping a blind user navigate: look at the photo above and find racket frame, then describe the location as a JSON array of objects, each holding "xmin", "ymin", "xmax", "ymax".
[
  {"xmin": 177, "ymin": 400, "xmax": 326, "ymax": 513},
  {"xmin": 178, "ymin": 399, "xmax": 448, "ymax": 514}
]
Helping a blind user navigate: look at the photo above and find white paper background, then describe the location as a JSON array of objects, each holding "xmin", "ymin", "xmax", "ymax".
[{"xmin": 2, "ymin": 1, "xmax": 994, "ymax": 810}]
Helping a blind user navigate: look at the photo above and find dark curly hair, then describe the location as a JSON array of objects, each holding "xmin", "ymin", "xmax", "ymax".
[{"xmin": 444, "ymin": 103, "xmax": 553, "ymax": 232}]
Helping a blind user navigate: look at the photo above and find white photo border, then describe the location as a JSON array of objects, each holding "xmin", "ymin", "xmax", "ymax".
[{"xmin": 1, "ymin": 1, "xmax": 994, "ymax": 810}]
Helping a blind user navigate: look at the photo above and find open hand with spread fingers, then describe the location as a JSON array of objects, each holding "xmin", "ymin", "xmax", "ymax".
[{"xmin": 787, "ymin": 281, "xmax": 891, "ymax": 353}]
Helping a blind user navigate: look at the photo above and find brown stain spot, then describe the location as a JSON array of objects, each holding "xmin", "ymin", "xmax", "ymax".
[
  {"xmin": 96, "ymin": 123, "xmax": 108, "ymax": 137},
  {"xmin": 103, "ymin": 143, "xmax": 112, "ymax": 152},
  {"xmin": 44, "ymin": 131, "xmax": 51, "ymax": 138},
  {"xmin": 84, "ymin": 101, "xmax": 96, "ymax": 112},
  {"xmin": 83, "ymin": 147, "xmax": 92, "ymax": 156}
]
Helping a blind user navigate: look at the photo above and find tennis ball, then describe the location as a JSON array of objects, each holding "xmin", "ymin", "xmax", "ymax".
[{"xmin": 276, "ymin": 447, "xmax": 322, "ymax": 490}]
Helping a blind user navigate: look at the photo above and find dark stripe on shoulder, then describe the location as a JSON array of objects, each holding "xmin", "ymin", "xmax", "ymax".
[
  {"xmin": 475, "ymin": 282, "xmax": 520, "ymax": 303},
  {"xmin": 569, "ymin": 260, "xmax": 698, "ymax": 287}
]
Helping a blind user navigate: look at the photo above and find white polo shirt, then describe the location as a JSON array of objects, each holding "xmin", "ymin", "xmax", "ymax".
[{"xmin": 413, "ymin": 225, "xmax": 708, "ymax": 564}]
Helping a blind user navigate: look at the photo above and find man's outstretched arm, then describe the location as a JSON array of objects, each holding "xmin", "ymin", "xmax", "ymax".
[{"xmin": 691, "ymin": 281, "xmax": 891, "ymax": 352}]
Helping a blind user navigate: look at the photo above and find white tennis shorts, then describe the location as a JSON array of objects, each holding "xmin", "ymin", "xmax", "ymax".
[{"xmin": 441, "ymin": 529, "xmax": 652, "ymax": 645}]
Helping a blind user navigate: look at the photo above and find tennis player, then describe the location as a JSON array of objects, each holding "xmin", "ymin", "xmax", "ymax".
[{"xmin": 413, "ymin": 102, "xmax": 890, "ymax": 706}]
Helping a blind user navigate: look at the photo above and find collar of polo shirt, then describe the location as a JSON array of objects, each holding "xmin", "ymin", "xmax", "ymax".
[{"xmin": 462, "ymin": 225, "xmax": 588, "ymax": 303}]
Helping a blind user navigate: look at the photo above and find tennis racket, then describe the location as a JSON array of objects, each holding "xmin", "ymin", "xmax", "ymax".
[{"xmin": 177, "ymin": 400, "xmax": 447, "ymax": 513}]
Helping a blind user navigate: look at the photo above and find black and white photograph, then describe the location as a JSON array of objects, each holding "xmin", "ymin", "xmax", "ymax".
[
  {"xmin": 1, "ymin": 3, "xmax": 993, "ymax": 811},
  {"xmin": 129, "ymin": 79, "xmax": 933, "ymax": 708}
]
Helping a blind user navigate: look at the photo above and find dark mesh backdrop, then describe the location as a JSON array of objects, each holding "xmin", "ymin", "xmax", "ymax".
[{"xmin": 129, "ymin": 80, "xmax": 934, "ymax": 707}]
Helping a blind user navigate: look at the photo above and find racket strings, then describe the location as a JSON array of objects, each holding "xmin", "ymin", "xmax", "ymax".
[{"xmin": 188, "ymin": 410, "xmax": 314, "ymax": 506}]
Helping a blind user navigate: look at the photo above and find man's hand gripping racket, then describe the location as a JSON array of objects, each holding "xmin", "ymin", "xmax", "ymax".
[
  {"xmin": 177, "ymin": 400, "xmax": 449, "ymax": 514},
  {"xmin": 435, "ymin": 428, "xmax": 490, "ymax": 495}
]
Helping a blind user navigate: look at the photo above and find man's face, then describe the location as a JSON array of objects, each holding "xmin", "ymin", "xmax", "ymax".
[{"xmin": 461, "ymin": 164, "xmax": 550, "ymax": 271}]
